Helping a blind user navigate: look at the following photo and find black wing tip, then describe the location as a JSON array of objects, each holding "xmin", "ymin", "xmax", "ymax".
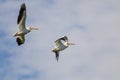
[
  {"xmin": 21, "ymin": 3, "xmax": 26, "ymax": 8},
  {"xmin": 17, "ymin": 43, "xmax": 22, "ymax": 46},
  {"xmin": 59, "ymin": 36, "xmax": 68, "ymax": 41},
  {"xmin": 17, "ymin": 3, "xmax": 26, "ymax": 24},
  {"xmin": 16, "ymin": 37, "xmax": 23, "ymax": 46},
  {"xmin": 63, "ymin": 35, "xmax": 67, "ymax": 37},
  {"xmin": 20, "ymin": 3, "xmax": 26, "ymax": 11},
  {"xmin": 55, "ymin": 52, "xmax": 59, "ymax": 61}
]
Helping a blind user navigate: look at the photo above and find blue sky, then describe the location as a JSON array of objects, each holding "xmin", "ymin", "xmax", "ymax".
[{"xmin": 0, "ymin": 0, "xmax": 120, "ymax": 80}]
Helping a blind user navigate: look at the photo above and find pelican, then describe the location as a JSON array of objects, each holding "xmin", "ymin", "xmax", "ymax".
[
  {"xmin": 13, "ymin": 3, "xmax": 39, "ymax": 46},
  {"xmin": 52, "ymin": 36, "xmax": 75, "ymax": 61}
]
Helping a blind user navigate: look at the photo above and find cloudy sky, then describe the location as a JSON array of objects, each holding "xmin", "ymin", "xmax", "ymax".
[{"xmin": 0, "ymin": 0, "xmax": 120, "ymax": 80}]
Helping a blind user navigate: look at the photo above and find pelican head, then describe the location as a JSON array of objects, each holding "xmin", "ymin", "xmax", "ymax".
[
  {"xmin": 13, "ymin": 32, "xmax": 18, "ymax": 37},
  {"xmin": 13, "ymin": 32, "xmax": 22, "ymax": 37},
  {"xmin": 51, "ymin": 48, "xmax": 57, "ymax": 53},
  {"xmin": 26, "ymin": 27, "xmax": 39, "ymax": 31}
]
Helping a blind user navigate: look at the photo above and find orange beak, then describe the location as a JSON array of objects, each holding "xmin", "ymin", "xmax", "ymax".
[
  {"xmin": 31, "ymin": 27, "xmax": 39, "ymax": 30},
  {"xmin": 68, "ymin": 42, "xmax": 75, "ymax": 45}
]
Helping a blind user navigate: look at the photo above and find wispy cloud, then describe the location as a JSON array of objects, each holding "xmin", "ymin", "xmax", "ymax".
[{"xmin": 0, "ymin": 0, "xmax": 120, "ymax": 80}]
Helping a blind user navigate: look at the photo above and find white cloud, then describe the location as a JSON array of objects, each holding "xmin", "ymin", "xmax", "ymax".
[{"xmin": 0, "ymin": 0, "xmax": 120, "ymax": 80}]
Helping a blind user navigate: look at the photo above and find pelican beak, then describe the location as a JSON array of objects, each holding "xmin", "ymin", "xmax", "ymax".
[
  {"xmin": 31, "ymin": 27, "xmax": 39, "ymax": 30},
  {"xmin": 68, "ymin": 42, "xmax": 75, "ymax": 45}
]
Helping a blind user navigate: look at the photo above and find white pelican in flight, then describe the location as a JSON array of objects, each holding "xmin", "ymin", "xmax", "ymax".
[
  {"xmin": 13, "ymin": 3, "xmax": 39, "ymax": 46},
  {"xmin": 52, "ymin": 36, "xmax": 75, "ymax": 61}
]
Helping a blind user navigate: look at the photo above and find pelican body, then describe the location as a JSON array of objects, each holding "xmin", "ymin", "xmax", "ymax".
[
  {"xmin": 13, "ymin": 3, "xmax": 38, "ymax": 46},
  {"xmin": 52, "ymin": 36, "xmax": 75, "ymax": 61}
]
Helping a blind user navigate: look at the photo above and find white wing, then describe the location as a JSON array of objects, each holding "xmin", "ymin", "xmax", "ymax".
[
  {"xmin": 55, "ymin": 36, "xmax": 69, "ymax": 47},
  {"xmin": 55, "ymin": 39, "xmax": 63, "ymax": 47},
  {"xmin": 17, "ymin": 3, "xmax": 26, "ymax": 31}
]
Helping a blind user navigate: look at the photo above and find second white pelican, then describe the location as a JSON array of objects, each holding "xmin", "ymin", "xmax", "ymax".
[
  {"xmin": 52, "ymin": 36, "xmax": 75, "ymax": 61},
  {"xmin": 13, "ymin": 3, "xmax": 39, "ymax": 46}
]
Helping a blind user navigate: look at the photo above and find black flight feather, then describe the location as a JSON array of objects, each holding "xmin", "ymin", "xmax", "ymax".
[
  {"xmin": 60, "ymin": 36, "xmax": 68, "ymax": 42},
  {"xmin": 16, "ymin": 37, "xmax": 23, "ymax": 46},
  {"xmin": 17, "ymin": 3, "xmax": 26, "ymax": 24},
  {"xmin": 55, "ymin": 52, "xmax": 59, "ymax": 61}
]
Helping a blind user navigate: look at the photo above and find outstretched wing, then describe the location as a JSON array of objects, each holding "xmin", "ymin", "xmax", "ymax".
[
  {"xmin": 55, "ymin": 36, "xmax": 68, "ymax": 47},
  {"xmin": 17, "ymin": 3, "xmax": 26, "ymax": 31},
  {"xmin": 55, "ymin": 39, "xmax": 63, "ymax": 47},
  {"xmin": 55, "ymin": 51, "xmax": 59, "ymax": 61},
  {"xmin": 60, "ymin": 36, "xmax": 68, "ymax": 42},
  {"xmin": 16, "ymin": 35, "xmax": 25, "ymax": 46}
]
